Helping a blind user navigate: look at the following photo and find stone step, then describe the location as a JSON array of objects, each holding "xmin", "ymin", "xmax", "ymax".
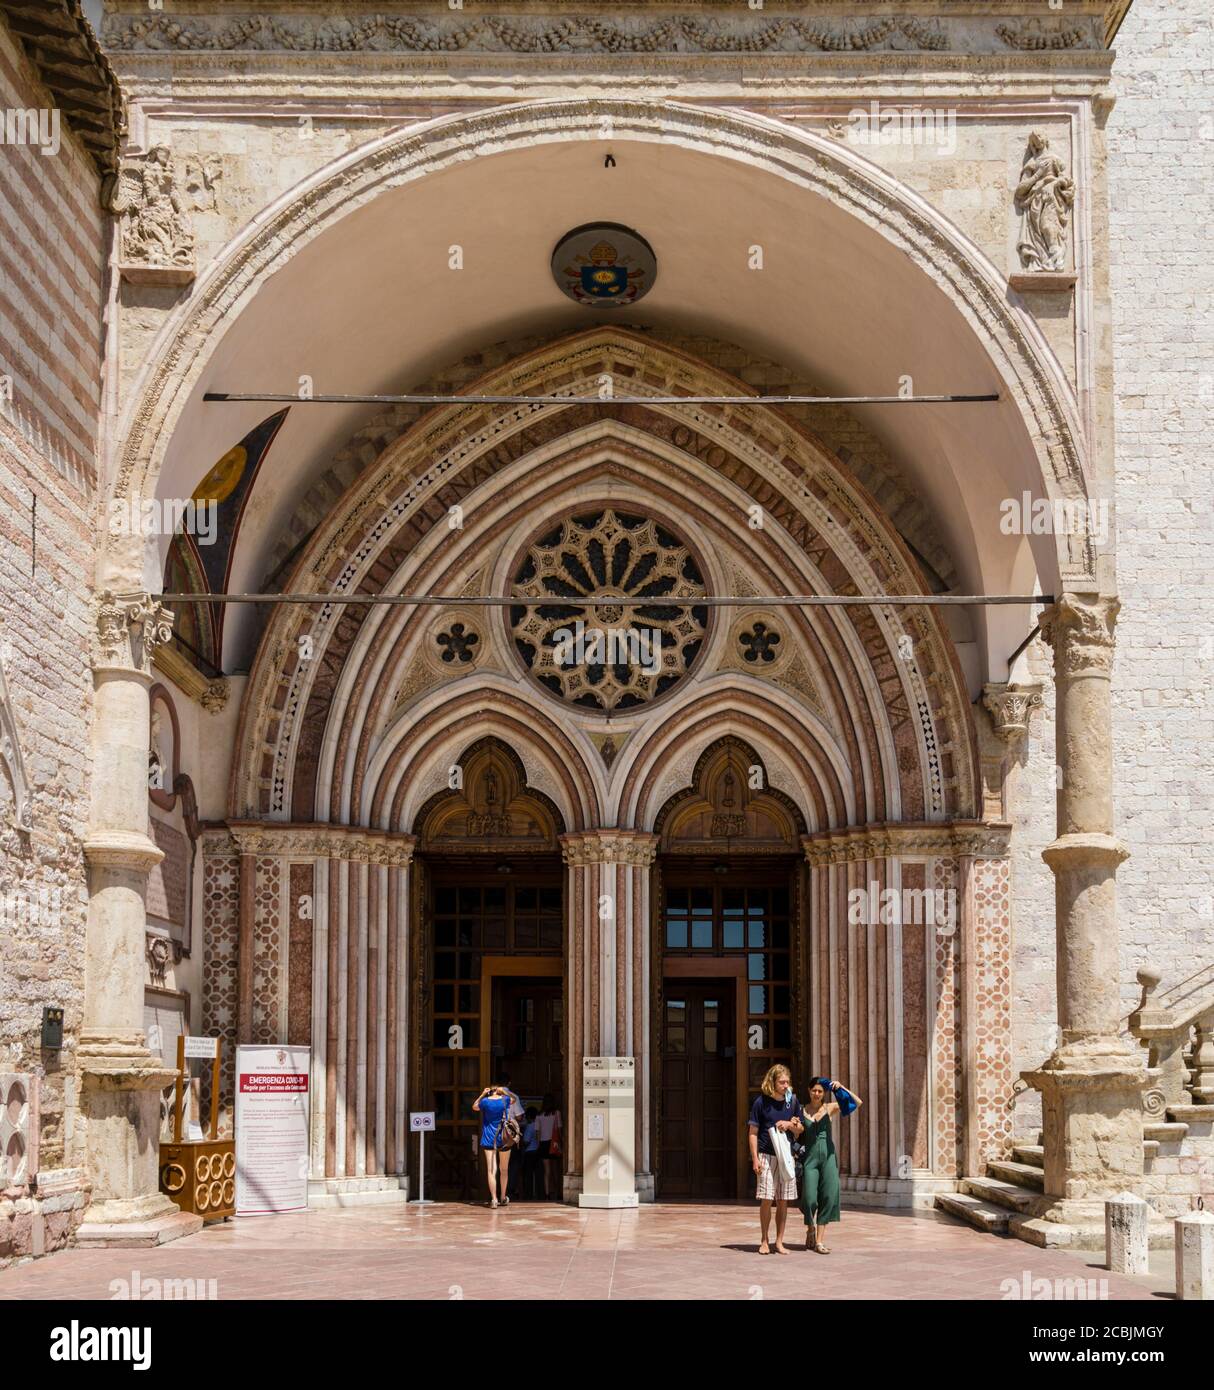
[
  {"xmin": 986, "ymin": 1159, "xmax": 1045, "ymax": 1191},
  {"xmin": 1168, "ymin": 1104, "xmax": 1214, "ymax": 1123},
  {"xmin": 1145, "ymin": 1122, "xmax": 1189, "ymax": 1142},
  {"xmin": 961, "ymin": 1176, "xmax": 1037, "ymax": 1213},
  {"xmin": 1014, "ymin": 1139, "xmax": 1160, "ymax": 1171},
  {"xmin": 935, "ymin": 1191, "xmax": 1009, "ymax": 1235}
]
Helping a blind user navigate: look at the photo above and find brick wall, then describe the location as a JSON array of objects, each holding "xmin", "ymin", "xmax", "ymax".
[{"xmin": 0, "ymin": 12, "xmax": 107, "ymax": 1263}]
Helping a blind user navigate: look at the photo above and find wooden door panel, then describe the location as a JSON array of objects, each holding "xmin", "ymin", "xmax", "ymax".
[{"xmin": 659, "ymin": 983, "xmax": 735, "ymax": 1198}]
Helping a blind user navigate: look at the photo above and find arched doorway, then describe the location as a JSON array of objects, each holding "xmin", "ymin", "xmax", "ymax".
[
  {"xmin": 652, "ymin": 738, "xmax": 806, "ymax": 1199},
  {"xmin": 411, "ymin": 738, "xmax": 567, "ymax": 1198}
]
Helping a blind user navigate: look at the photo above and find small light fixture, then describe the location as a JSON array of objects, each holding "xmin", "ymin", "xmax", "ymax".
[
  {"xmin": 712, "ymin": 862, "xmax": 729, "ymax": 876},
  {"xmin": 496, "ymin": 862, "xmax": 513, "ymax": 875},
  {"xmin": 604, "ymin": 153, "xmax": 616, "ymax": 168}
]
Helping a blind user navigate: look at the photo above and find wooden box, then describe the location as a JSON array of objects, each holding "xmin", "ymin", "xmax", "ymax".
[{"xmin": 159, "ymin": 1138, "xmax": 236, "ymax": 1223}]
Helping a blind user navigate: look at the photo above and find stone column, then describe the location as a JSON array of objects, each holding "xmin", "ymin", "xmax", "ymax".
[
  {"xmin": 1022, "ymin": 594, "xmax": 1147, "ymax": 1244},
  {"xmin": 77, "ymin": 591, "xmax": 201, "ymax": 1245},
  {"xmin": 560, "ymin": 830, "xmax": 657, "ymax": 1202}
]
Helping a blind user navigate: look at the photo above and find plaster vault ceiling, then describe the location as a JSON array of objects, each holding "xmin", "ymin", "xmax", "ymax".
[{"xmin": 152, "ymin": 132, "xmax": 1058, "ymax": 675}]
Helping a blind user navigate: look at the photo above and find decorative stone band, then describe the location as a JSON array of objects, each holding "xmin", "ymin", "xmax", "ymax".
[
  {"xmin": 1039, "ymin": 593, "xmax": 1119, "ymax": 680},
  {"xmin": 82, "ymin": 830, "xmax": 165, "ymax": 874},
  {"xmin": 101, "ymin": 9, "xmax": 1106, "ymax": 56},
  {"xmin": 226, "ymin": 821, "xmax": 417, "ymax": 866},
  {"xmin": 560, "ymin": 830, "xmax": 659, "ymax": 867},
  {"xmin": 981, "ymin": 682, "xmax": 1044, "ymax": 743},
  {"xmin": 801, "ymin": 820, "xmax": 1011, "ymax": 867},
  {"xmin": 95, "ymin": 589, "xmax": 175, "ymax": 675}
]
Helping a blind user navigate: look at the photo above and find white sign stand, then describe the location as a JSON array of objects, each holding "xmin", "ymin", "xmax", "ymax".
[{"xmin": 410, "ymin": 1111, "xmax": 435, "ymax": 1203}]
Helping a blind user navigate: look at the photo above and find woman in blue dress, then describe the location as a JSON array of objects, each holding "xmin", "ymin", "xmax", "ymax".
[{"xmin": 472, "ymin": 1084, "xmax": 514, "ymax": 1207}]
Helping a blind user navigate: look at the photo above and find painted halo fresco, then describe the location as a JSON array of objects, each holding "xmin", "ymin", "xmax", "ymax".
[{"xmin": 550, "ymin": 222, "xmax": 657, "ymax": 308}]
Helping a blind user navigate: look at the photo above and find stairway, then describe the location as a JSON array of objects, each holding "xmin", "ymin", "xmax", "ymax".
[{"xmin": 934, "ymin": 1131, "xmax": 1175, "ymax": 1238}]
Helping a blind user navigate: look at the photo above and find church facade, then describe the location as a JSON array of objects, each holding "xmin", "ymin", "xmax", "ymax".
[{"xmin": 1, "ymin": 0, "xmax": 1212, "ymax": 1263}]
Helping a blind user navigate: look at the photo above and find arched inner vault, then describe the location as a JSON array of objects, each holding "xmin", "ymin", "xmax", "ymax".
[
  {"xmin": 121, "ymin": 99, "xmax": 1094, "ymax": 682},
  {"xmin": 228, "ymin": 328, "xmax": 981, "ymax": 837}
]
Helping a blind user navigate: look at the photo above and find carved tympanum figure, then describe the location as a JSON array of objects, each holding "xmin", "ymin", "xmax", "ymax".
[{"xmin": 113, "ymin": 145, "xmax": 196, "ymax": 270}]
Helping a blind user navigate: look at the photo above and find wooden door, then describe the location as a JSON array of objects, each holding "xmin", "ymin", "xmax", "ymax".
[
  {"xmin": 659, "ymin": 982, "xmax": 735, "ymax": 1198},
  {"xmin": 495, "ymin": 977, "xmax": 563, "ymax": 1106}
]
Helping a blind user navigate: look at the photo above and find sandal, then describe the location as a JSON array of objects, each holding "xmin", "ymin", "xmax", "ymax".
[
  {"xmin": 490, "ymin": 1198, "xmax": 499, "ymax": 1208},
  {"xmin": 814, "ymin": 1242, "xmax": 831, "ymax": 1254},
  {"xmin": 805, "ymin": 1228, "xmax": 817, "ymax": 1251}
]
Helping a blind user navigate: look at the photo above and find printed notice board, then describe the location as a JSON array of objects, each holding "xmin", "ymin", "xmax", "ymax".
[{"xmin": 235, "ymin": 1045, "xmax": 311, "ymax": 1215}]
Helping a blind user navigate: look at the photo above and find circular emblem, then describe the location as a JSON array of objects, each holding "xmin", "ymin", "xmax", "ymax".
[{"xmin": 551, "ymin": 222, "xmax": 656, "ymax": 309}]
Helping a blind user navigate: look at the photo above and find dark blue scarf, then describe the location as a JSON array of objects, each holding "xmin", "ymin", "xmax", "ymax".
[{"xmin": 816, "ymin": 1077, "xmax": 858, "ymax": 1117}]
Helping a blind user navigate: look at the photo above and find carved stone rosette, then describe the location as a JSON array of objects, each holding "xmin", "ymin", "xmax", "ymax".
[{"xmin": 200, "ymin": 678, "xmax": 231, "ymax": 714}]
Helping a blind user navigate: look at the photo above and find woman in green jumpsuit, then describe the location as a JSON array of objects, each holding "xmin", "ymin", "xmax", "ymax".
[{"xmin": 789, "ymin": 1077, "xmax": 861, "ymax": 1253}]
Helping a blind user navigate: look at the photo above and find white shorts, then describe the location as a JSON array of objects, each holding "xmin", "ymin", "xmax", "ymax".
[{"xmin": 755, "ymin": 1151, "xmax": 797, "ymax": 1202}]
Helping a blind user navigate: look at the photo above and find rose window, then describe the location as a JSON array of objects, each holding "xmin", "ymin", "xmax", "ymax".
[{"xmin": 510, "ymin": 509, "xmax": 707, "ymax": 711}]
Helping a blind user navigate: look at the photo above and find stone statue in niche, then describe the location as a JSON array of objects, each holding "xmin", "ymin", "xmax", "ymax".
[
  {"xmin": 1014, "ymin": 132, "xmax": 1075, "ymax": 273},
  {"xmin": 109, "ymin": 145, "xmax": 197, "ymax": 285}
]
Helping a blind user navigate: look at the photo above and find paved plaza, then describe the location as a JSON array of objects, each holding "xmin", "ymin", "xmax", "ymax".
[{"xmin": 0, "ymin": 1204, "xmax": 1175, "ymax": 1302}]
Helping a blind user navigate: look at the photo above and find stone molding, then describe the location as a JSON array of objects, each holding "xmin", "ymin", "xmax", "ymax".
[
  {"xmin": 83, "ymin": 831, "xmax": 165, "ymax": 874},
  {"xmin": 560, "ymin": 829, "xmax": 659, "ymax": 867},
  {"xmin": 226, "ymin": 821, "xmax": 417, "ymax": 865},
  {"xmin": 101, "ymin": 8, "xmax": 1107, "ymax": 56},
  {"xmin": 981, "ymin": 682, "xmax": 1044, "ymax": 743},
  {"xmin": 1039, "ymin": 593, "xmax": 1119, "ymax": 679},
  {"xmin": 801, "ymin": 820, "xmax": 1011, "ymax": 866},
  {"xmin": 95, "ymin": 590, "xmax": 175, "ymax": 675}
]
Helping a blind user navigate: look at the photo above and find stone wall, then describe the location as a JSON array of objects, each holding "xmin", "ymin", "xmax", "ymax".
[
  {"xmin": 0, "ymin": 16, "xmax": 106, "ymax": 1264},
  {"xmin": 1107, "ymin": 0, "xmax": 1214, "ymax": 1012}
]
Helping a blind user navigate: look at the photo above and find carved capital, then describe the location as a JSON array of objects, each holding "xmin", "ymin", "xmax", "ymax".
[
  {"xmin": 561, "ymin": 830, "xmax": 659, "ymax": 868},
  {"xmin": 1039, "ymin": 594, "xmax": 1119, "ymax": 679},
  {"xmin": 95, "ymin": 590, "xmax": 175, "ymax": 674},
  {"xmin": 982, "ymin": 682, "xmax": 1044, "ymax": 743},
  {"xmin": 802, "ymin": 820, "xmax": 1011, "ymax": 867}
]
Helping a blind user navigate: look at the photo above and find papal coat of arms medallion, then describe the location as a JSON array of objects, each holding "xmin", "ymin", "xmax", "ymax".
[{"xmin": 551, "ymin": 222, "xmax": 657, "ymax": 308}]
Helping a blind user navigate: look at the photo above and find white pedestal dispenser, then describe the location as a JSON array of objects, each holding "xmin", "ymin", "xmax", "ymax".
[{"xmin": 578, "ymin": 1056, "xmax": 638, "ymax": 1208}]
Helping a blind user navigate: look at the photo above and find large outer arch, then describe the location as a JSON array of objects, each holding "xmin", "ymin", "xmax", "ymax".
[{"xmin": 105, "ymin": 97, "xmax": 1094, "ymax": 592}]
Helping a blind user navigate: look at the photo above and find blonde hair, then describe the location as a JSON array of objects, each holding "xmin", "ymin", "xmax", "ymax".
[{"xmin": 760, "ymin": 1064, "xmax": 792, "ymax": 1100}]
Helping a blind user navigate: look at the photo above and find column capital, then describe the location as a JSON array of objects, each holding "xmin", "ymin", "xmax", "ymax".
[
  {"xmin": 560, "ymin": 829, "xmax": 658, "ymax": 867},
  {"xmin": 981, "ymin": 682, "xmax": 1044, "ymax": 744},
  {"xmin": 226, "ymin": 821, "xmax": 417, "ymax": 866},
  {"xmin": 94, "ymin": 589, "xmax": 175, "ymax": 675},
  {"xmin": 801, "ymin": 820, "xmax": 1011, "ymax": 867},
  {"xmin": 1039, "ymin": 593, "xmax": 1120, "ymax": 679}
]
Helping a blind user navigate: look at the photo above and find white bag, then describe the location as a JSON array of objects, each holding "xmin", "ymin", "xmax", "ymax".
[{"xmin": 769, "ymin": 1125, "xmax": 795, "ymax": 1184}]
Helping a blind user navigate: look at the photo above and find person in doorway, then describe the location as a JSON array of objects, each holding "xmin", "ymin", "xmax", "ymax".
[
  {"xmin": 536, "ymin": 1093, "xmax": 563, "ymax": 1200},
  {"xmin": 747, "ymin": 1063, "xmax": 802, "ymax": 1255},
  {"xmin": 521, "ymin": 1106, "xmax": 542, "ymax": 1200},
  {"xmin": 499, "ymin": 1075, "xmax": 525, "ymax": 1201},
  {"xmin": 787, "ymin": 1076, "xmax": 861, "ymax": 1253},
  {"xmin": 472, "ymin": 1083, "xmax": 514, "ymax": 1207}
]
